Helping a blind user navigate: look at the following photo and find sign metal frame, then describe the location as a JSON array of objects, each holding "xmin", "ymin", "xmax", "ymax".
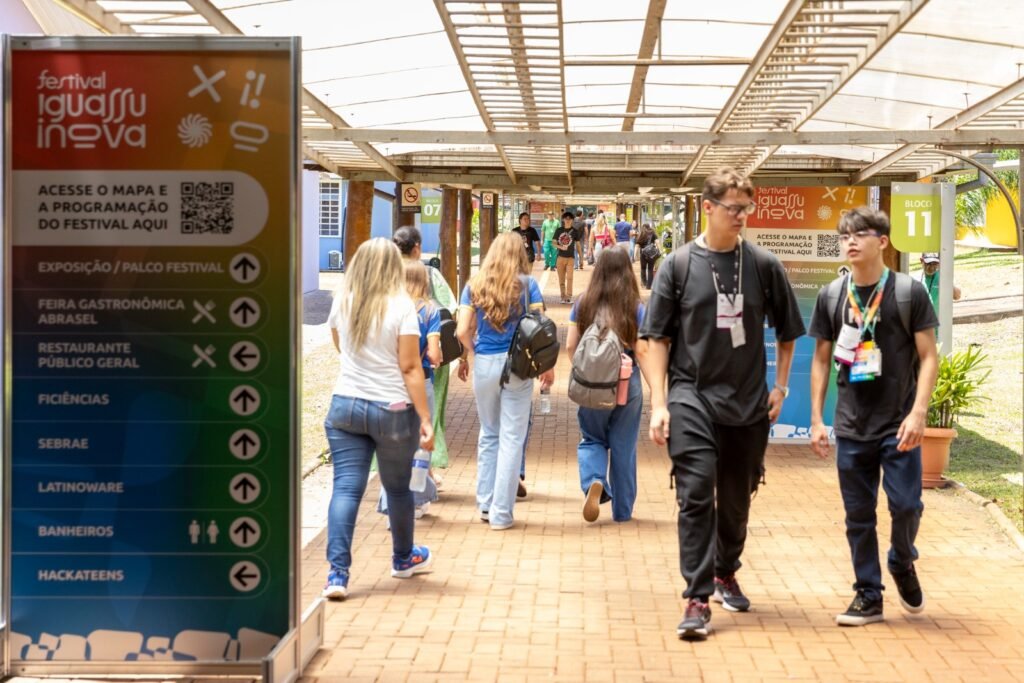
[{"xmin": 1, "ymin": 34, "xmax": 321, "ymax": 681}]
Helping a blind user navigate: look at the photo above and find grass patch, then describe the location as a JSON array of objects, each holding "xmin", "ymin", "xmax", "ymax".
[
  {"xmin": 948, "ymin": 315, "xmax": 1024, "ymax": 534},
  {"xmin": 946, "ymin": 425, "xmax": 1024, "ymax": 534},
  {"xmin": 301, "ymin": 341, "xmax": 337, "ymax": 473}
]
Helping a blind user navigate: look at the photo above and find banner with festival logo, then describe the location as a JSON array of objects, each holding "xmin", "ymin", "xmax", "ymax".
[{"xmin": 746, "ymin": 185, "xmax": 870, "ymax": 440}]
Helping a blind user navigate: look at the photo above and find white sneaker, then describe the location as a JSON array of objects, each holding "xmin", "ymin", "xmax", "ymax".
[{"xmin": 415, "ymin": 503, "xmax": 429, "ymax": 519}]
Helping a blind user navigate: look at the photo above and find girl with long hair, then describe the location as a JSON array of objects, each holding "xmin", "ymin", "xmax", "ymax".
[
  {"xmin": 590, "ymin": 213, "xmax": 613, "ymax": 260},
  {"xmin": 456, "ymin": 232, "xmax": 554, "ymax": 530},
  {"xmin": 377, "ymin": 261, "xmax": 442, "ymax": 519},
  {"xmin": 566, "ymin": 246, "xmax": 648, "ymax": 523},
  {"xmin": 322, "ymin": 238, "xmax": 434, "ymax": 600}
]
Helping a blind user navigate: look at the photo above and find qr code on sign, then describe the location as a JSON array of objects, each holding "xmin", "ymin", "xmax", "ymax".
[
  {"xmin": 817, "ymin": 233, "xmax": 841, "ymax": 258},
  {"xmin": 181, "ymin": 182, "xmax": 234, "ymax": 234}
]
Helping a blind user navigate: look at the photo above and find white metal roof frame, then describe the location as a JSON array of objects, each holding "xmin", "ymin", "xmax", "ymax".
[{"xmin": 22, "ymin": 0, "xmax": 1024, "ymax": 196}]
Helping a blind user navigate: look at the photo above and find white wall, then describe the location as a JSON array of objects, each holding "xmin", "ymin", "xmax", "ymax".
[
  {"xmin": 301, "ymin": 170, "xmax": 320, "ymax": 294},
  {"xmin": 0, "ymin": 0, "xmax": 43, "ymax": 33}
]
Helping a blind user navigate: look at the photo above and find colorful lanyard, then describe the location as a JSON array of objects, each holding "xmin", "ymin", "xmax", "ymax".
[{"xmin": 846, "ymin": 267, "xmax": 888, "ymax": 338}]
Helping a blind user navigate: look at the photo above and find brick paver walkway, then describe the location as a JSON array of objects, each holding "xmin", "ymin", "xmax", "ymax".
[{"xmin": 301, "ymin": 259, "xmax": 1024, "ymax": 682}]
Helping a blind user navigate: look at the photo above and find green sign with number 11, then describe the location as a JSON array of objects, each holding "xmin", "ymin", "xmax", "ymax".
[{"xmin": 890, "ymin": 182, "xmax": 942, "ymax": 252}]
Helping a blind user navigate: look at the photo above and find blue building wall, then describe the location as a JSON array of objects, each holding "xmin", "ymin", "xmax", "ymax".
[{"xmin": 318, "ymin": 180, "xmax": 438, "ymax": 270}]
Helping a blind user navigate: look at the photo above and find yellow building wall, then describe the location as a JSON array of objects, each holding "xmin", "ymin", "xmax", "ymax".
[{"xmin": 955, "ymin": 191, "xmax": 1020, "ymax": 248}]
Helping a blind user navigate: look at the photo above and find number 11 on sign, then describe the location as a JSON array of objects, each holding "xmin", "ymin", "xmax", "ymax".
[{"xmin": 904, "ymin": 210, "xmax": 932, "ymax": 237}]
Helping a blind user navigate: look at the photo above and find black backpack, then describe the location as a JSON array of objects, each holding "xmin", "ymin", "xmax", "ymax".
[
  {"xmin": 501, "ymin": 276, "xmax": 560, "ymax": 386},
  {"xmin": 433, "ymin": 303, "xmax": 463, "ymax": 366}
]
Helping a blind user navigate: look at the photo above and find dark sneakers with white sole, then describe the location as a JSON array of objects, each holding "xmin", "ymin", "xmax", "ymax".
[
  {"xmin": 890, "ymin": 563, "xmax": 925, "ymax": 613},
  {"xmin": 836, "ymin": 591, "xmax": 884, "ymax": 626}
]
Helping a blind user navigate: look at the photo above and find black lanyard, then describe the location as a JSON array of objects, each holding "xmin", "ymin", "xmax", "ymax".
[{"xmin": 707, "ymin": 244, "xmax": 741, "ymax": 305}]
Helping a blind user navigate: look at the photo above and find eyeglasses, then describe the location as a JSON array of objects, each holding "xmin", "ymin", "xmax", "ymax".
[
  {"xmin": 838, "ymin": 229, "xmax": 881, "ymax": 243},
  {"xmin": 709, "ymin": 198, "xmax": 756, "ymax": 217}
]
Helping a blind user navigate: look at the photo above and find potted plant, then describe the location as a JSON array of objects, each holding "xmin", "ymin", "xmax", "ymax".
[{"xmin": 921, "ymin": 344, "xmax": 989, "ymax": 488}]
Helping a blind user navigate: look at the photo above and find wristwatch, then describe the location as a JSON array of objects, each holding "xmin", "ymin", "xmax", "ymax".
[{"xmin": 774, "ymin": 383, "xmax": 790, "ymax": 398}]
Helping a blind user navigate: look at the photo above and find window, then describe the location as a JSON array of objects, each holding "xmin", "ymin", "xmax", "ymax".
[{"xmin": 319, "ymin": 179, "xmax": 340, "ymax": 237}]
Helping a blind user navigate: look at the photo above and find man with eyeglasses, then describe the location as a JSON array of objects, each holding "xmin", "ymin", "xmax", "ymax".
[
  {"xmin": 807, "ymin": 206, "xmax": 938, "ymax": 627},
  {"xmin": 640, "ymin": 167, "xmax": 804, "ymax": 640}
]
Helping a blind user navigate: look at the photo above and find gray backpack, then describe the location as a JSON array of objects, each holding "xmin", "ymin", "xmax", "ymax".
[{"xmin": 568, "ymin": 322, "xmax": 624, "ymax": 410}]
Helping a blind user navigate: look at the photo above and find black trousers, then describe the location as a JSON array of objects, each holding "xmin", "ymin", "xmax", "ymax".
[
  {"xmin": 640, "ymin": 253, "xmax": 657, "ymax": 288},
  {"xmin": 668, "ymin": 399, "xmax": 769, "ymax": 600}
]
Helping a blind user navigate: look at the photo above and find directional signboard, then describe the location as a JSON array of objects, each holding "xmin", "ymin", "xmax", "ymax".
[
  {"xmin": 3, "ymin": 37, "xmax": 299, "ymax": 671},
  {"xmin": 890, "ymin": 182, "xmax": 942, "ymax": 253}
]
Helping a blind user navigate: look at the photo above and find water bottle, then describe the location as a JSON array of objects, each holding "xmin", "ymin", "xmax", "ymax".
[
  {"xmin": 539, "ymin": 386, "xmax": 552, "ymax": 415},
  {"xmin": 616, "ymin": 353, "xmax": 632, "ymax": 406},
  {"xmin": 409, "ymin": 448, "xmax": 430, "ymax": 492}
]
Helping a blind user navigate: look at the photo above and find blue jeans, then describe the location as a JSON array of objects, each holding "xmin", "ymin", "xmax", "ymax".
[
  {"xmin": 324, "ymin": 395, "xmax": 420, "ymax": 575},
  {"xmin": 379, "ymin": 381, "xmax": 437, "ymax": 512},
  {"xmin": 577, "ymin": 368, "xmax": 642, "ymax": 521},
  {"xmin": 836, "ymin": 436, "xmax": 924, "ymax": 601},
  {"xmin": 473, "ymin": 352, "xmax": 533, "ymax": 527}
]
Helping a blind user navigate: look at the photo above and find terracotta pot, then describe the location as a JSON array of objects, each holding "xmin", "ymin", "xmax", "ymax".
[{"xmin": 921, "ymin": 427, "xmax": 957, "ymax": 489}]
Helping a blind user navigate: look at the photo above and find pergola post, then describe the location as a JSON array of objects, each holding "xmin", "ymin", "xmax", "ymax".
[
  {"xmin": 458, "ymin": 189, "xmax": 473, "ymax": 292},
  {"xmin": 345, "ymin": 180, "xmax": 374, "ymax": 268},
  {"xmin": 479, "ymin": 192, "xmax": 496, "ymax": 263},
  {"xmin": 684, "ymin": 195, "xmax": 698, "ymax": 243},
  {"xmin": 439, "ymin": 188, "xmax": 459, "ymax": 290},
  {"xmin": 878, "ymin": 184, "xmax": 903, "ymax": 272}
]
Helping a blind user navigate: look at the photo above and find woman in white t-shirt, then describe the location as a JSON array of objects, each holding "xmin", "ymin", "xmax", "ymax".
[
  {"xmin": 456, "ymin": 232, "xmax": 554, "ymax": 530},
  {"xmin": 321, "ymin": 238, "xmax": 435, "ymax": 600}
]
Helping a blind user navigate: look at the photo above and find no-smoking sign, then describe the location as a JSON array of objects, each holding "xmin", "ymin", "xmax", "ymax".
[{"xmin": 400, "ymin": 183, "xmax": 421, "ymax": 213}]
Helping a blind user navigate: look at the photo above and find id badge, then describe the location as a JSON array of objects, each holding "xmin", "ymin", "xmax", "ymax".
[
  {"xmin": 730, "ymin": 320, "xmax": 746, "ymax": 348},
  {"xmin": 837, "ymin": 324, "xmax": 861, "ymax": 350},
  {"xmin": 849, "ymin": 342, "xmax": 882, "ymax": 382},
  {"xmin": 834, "ymin": 345, "xmax": 856, "ymax": 366},
  {"xmin": 716, "ymin": 293, "xmax": 744, "ymax": 329}
]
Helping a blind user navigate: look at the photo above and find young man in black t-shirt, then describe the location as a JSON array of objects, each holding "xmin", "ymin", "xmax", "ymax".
[
  {"xmin": 553, "ymin": 211, "xmax": 580, "ymax": 303},
  {"xmin": 639, "ymin": 168, "xmax": 805, "ymax": 640},
  {"xmin": 512, "ymin": 212, "xmax": 541, "ymax": 265},
  {"xmin": 808, "ymin": 207, "xmax": 938, "ymax": 628}
]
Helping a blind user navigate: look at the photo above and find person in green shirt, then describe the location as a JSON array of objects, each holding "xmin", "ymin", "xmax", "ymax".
[
  {"xmin": 916, "ymin": 252, "xmax": 961, "ymax": 311},
  {"xmin": 541, "ymin": 211, "xmax": 560, "ymax": 271},
  {"xmin": 393, "ymin": 226, "xmax": 457, "ymax": 473}
]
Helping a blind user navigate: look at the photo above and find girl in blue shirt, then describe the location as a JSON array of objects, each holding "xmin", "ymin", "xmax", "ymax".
[{"xmin": 456, "ymin": 233, "xmax": 554, "ymax": 530}]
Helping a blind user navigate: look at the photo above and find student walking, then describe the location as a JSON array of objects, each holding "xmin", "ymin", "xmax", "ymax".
[
  {"xmin": 541, "ymin": 211, "xmax": 560, "ymax": 271},
  {"xmin": 512, "ymin": 212, "xmax": 541, "ymax": 266},
  {"xmin": 377, "ymin": 261, "xmax": 441, "ymax": 519},
  {"xmin": 392, "ymin": 226, "xmax": 456, "ymax": 477},
  {"xmin": 640, "ymin": 167, "xmax": 805, "ymax": 640},
  {"xmin": 322, "ymin": 238, "xmax": 435, "ymax": 600},
  {"xmin": 566, "ymin": 247, "xmax": 647, "ymax": 523},
  {"xmin": 573, "ymin": 209, "xmax": 587, "ymax": 270},
  {"xmin": 808, "ymin": 207, "xmax": 939, "ymax": 627},
  {"xmin": 554, "ymin": 210, "xmax": 581, "ymax": 303},
  {"xmin": 456, "ymin": 233, "xmax": 554, "ymax": 530},
  {"xmin": 591, "ymin": 213, "xmax": 613, "ymax": 260},
  {"xmin": 636, "ymin": 222, "xmax": 659, "ymax": 289}
]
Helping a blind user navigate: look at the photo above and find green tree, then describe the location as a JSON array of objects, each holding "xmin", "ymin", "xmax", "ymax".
[{"xmin": 953, "ymin": 149, "xmax": 1019, "ymax": 232}]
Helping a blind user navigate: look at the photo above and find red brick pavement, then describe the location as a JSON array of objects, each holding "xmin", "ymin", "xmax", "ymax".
[{"xmin": 301, "ymin": 258, "xmax": 1024, "ymax": 682}]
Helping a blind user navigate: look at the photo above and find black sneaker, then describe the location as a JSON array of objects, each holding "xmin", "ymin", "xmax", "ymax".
[
  {"xmin": 712, "ymin": 574, "xmax": 750, "ymax": 612},
  {"xmin": 836, "ymin": 591, "xmax": 884, "ymax": 626},
  {"xmin": 677, "ymin": 598, "xmax": 712, "ymax": 640},
  {"xmin": 890, "ymin": 563, "xmax": 925, "ymax": 614},
  {"xmin": 517, "ymin": 481, "xmax": 528, "ymax": 500}
]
